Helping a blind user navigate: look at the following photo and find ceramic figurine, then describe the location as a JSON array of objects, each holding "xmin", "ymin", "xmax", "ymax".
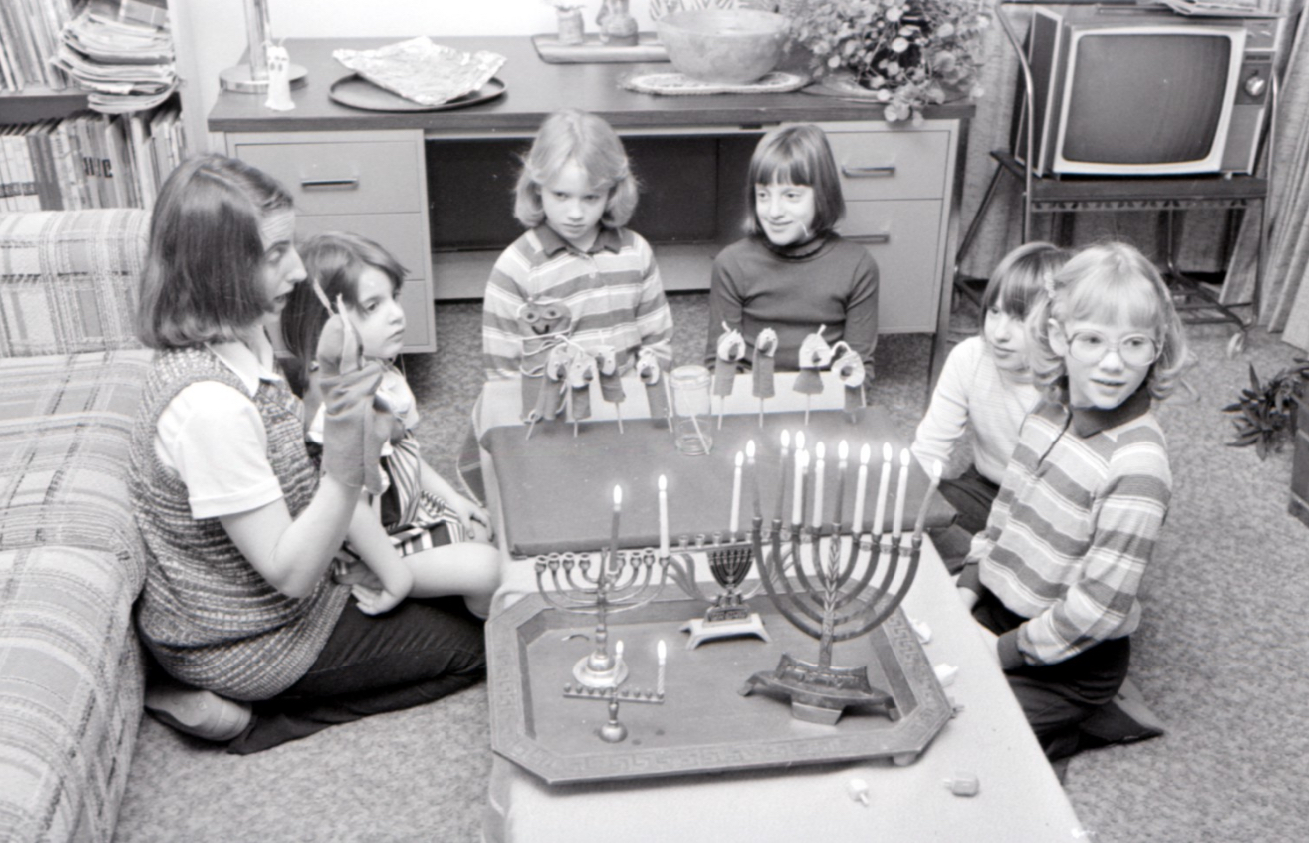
[{"xmin": 597, "ymin": 0, "xmax": 639, "ymax": 46}]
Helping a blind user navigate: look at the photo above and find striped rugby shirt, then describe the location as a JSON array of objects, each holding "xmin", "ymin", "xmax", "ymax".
[
  {"xmin": 958, "ymin": 385, "xmax": 1170, "ymax": 669},
  {"xmin": 482, "ymin": 224, "xmax": 673, "ymax": 380}
]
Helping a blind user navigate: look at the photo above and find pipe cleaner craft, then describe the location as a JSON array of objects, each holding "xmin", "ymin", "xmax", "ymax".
[
  {"xmin": 832, "ymin": 343, "xmax": 867, "ymax": 419},
  {"xmin": 595, "ymin": 345, "xmax": 626, "ymax": 433},
  {"xmin": 752, "ymin": 328, "xmax": 778, "ymax": 428},
  {"xmin": 713, "ymin": 324, "xmax": 746, "ymax": 429},
  {"xmin": 566, "ymin": 350, "xmax": 598, "ymax": 436},
  {"xmin": 517, "ymin": 298, "xmax": 574, "ymax": 424},
  {"xmin": 795, "ymin": 326, "xmax": 835, "ymax": 424},
  {"xmin": 637, "ymin": 347, "xmax": 671, "ymax": 428}
]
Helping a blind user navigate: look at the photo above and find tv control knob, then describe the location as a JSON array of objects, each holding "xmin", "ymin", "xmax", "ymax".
[{"xmin": 1245, "ymin": 75, "xmax": 1267, "ymax": 98}]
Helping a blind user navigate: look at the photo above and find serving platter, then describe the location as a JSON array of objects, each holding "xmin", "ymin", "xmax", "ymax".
[
  {"xmin": 328, "ymin": 74, "xmax": 506, "ymax": 112},
  {"xmin": 487, "ymin": 591, "xmax": 952, "ymax": 785}
]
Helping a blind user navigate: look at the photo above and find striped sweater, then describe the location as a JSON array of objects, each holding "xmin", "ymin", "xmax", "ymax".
[
  {"xmin": 958, "ymin": 386, "xmax": 1170, "ymax": 668},
  {"xmin": 129, "ymin": 347, "xmax": 350, "ymax": 700},
  {"xmin": 481, "ymin": 225, "xmax": 673, "ymax": 379}
]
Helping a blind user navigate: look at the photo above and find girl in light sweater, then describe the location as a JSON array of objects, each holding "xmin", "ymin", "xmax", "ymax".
[{"xmin": 912, "ymin": 242, "xmax": 1070, "ymax": 543}]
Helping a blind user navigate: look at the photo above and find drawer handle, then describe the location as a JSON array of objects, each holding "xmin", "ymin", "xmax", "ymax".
[
  {"xmin": 841, "ymin": 165, "xmax": 896, "ymax": 178},
  {"xmin": 847, "ymin": 232, "xmax": 891, "ymax": 245},
  {"xmin": 300, "ymin": 177, "xmax": 360, "ymax": 190}
]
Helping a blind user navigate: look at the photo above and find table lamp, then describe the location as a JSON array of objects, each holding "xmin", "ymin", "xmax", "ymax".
[{"xmin": 219, "ymin": 0, "xmax": 308, "ymax": 93}]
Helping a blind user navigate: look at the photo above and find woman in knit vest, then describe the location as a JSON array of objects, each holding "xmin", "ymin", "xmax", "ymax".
[{"xmin": 129, "ymin": 155, "xmax": 488, "ymax": 754}]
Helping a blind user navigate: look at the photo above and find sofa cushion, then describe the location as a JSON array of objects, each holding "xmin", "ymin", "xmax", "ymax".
[
  {"xmin": 0, "ymin": 349, "xmax": 153, "ymax": 582},
  {"xmin": 0, "ymin": 210, "xmax": 148, "ymax": 358},
  {"xmin": 0, "ymin": 544, "xmax": 146, "ymax": 842}
]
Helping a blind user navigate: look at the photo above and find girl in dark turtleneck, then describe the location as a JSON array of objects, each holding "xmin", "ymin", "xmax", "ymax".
[{"xmin": 704, "ymin": 124, "xmax": 879, "ymax": 373}]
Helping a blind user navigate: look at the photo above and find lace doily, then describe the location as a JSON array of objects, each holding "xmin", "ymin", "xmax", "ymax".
[{"xmin": 621, "ymin": 71, "xmax": 807, "ymax": 96}]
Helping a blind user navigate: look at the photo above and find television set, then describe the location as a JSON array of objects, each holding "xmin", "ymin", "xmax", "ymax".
[{"xmin": 1015, "ymin": 4, "xmax": 1285, "ymax": 177}]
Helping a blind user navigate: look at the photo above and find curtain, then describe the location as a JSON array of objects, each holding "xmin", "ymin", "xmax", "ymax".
[{"xmin": 957, "ymin": 0, "xmax": 1306, "ymax": 348}]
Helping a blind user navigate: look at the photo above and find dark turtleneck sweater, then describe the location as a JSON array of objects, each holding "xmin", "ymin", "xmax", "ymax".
[{"xmin": 704, "ymin": 232, "xmax": 879, "ymax": 372}]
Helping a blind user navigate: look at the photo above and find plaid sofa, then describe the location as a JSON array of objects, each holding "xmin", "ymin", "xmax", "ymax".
[{"xmin": 0, "ymin": 210, "xmax": 153, "ymax": 842}]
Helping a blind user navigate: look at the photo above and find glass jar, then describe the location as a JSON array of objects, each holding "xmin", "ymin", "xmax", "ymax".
[{"xmin": 669, "ymin": 364, "xmax": 713, "ymax": 456}]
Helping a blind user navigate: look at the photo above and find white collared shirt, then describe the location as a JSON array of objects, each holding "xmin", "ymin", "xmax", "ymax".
[{"xmin": 154, "ymin": 332, "xmax": 289, "ymax": 519}]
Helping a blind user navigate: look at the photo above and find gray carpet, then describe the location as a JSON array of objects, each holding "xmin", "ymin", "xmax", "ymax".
[{"xmin": 114, "ymin": 293, "xmax": 1309, "ymax": 842}]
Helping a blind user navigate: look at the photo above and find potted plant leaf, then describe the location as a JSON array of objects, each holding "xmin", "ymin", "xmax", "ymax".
[{"xmin": 1222, "ymin": 357, "xmax": 1309, "ymax": 527}]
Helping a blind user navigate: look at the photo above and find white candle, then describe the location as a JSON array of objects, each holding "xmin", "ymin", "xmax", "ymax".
[
  {"xmin": 811, "ymin": 442, "xmax": 826, "ymax": 529},
  {"xmin": 615, "ymin": 639, "xmax": 624, "ymax": 671},
  {"xmin": 658, "ymin": 474, "xmax": 670, "ymax": 558},
  {"xmin": 892, "ymin": 448, "xmax": 910, "ymax": 539},
  {"xmin": 657, "ymin": 639, "xmax": 667, "ymax": 696},
  {"xmin": 852, "ymin": 443, "xmax": 870, "ymax": 534},
  {"xmin": 833, "ymin": 441, "xmax": 848, "ymax": 529},
  {"xmin": 730, "ymin": 451, "xmax": 744, "ymax": 536},
  {"xmin": 914, "ymin": 460, "xmax": 944, "ymax": 537},
  {"xmin": 792, "ymin": 449, "xmax": 808, "ymax": 526},
  {"xmin": 775, "ymin": 430, "xmax": 790, "ymax": 522},
  {"xmin": 873, "ymin": 442, "xmax": 892, "ymax": 535},
  {"xmin": 746, "ymin": 440, "xmax": 760, "ymax": 520},
  {"xmin": 610, "ymin": 485, "xmax": 623, "ymax": 569}
]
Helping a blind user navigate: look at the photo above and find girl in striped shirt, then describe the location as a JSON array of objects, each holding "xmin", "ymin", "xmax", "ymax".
[{"xmin": 957, "ymin": 241, "xmax": 1190, "ymax": 760}]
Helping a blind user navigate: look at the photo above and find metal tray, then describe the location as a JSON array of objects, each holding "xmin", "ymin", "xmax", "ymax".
[{"xmin": 487, "ymin": 592, "xmax": 952, "ymax": 785}]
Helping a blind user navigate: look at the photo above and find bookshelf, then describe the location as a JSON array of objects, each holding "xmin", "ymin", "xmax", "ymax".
[{"xmin": 0, "ymin": 0, "xmax": 185, "ymax": 212}]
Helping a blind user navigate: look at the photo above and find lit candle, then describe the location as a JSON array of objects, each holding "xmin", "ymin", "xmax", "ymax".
[
  {"xmin": 914, "ymin": 460, "xmax": 944, "ymax": 537},
  {"xmin": 833, "ymin": 441, "xmax": 848, "ymax": 530},
  {"xmin": 852, "ymin": 443, "xmax": 870, "ymax": 534},
  {"xmin": 730, "ymin": 451, "xmax": 744, "ymax": 536},
  {"xmin": 873, "ymin": 442, "xmax": 892, "ymax": 536},
  {"xmin": 610, "ymin": 485, "xmax": 623, "ymax": 569},
  {"xmin": 892, "ymin": 448, "xmax": 910, "ymax": 539},
  {"xmin": 658, "ymin": 475, "xmax": 670, "ymax": 558},
  {"xmin": 657, "ymin": 639, "xmax": 667, "ymax": 697},
  {"xmin": 746, "ymin": 440, "xmax": 760, "ymax": 520},
  {"xmin": 811, "ymin": 442, "xmax": 826, "ymax": 529},
  {"xmin": 792, "ymin": 449, "xmax": 808, "ymax": 526},
  {"xmin": 776, "ymin": 430, "xmax": 791, "ymax": 523},
  {"xmin": 795, "ymin": 430, "xmax": 806, "ymax": 455}
]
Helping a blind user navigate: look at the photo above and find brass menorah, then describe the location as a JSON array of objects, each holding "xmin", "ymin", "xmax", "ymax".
[
  {"xmin": 738, "ymin": 442, "xmax": 939, "ymax": 725},
  {"xmin": 666, "ymin": 532, "xmax": 771, "ymax": 649}
]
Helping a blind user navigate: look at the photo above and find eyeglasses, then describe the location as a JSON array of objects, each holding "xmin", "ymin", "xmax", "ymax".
[{"xmin": 1066, "ymin": 331, "xmax": 1160, "ymax": 367}]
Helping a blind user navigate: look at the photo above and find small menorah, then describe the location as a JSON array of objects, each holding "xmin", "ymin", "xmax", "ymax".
[
  {"xmin": 561, "ymin": 640, "xmax": 667, "ymax": 743},
  {"xmin": 667, "ymin": 532, "xmax": 771, "ymax": 649},
  {"xmin": 534, "ymin": 486, "xmax": 670, "ymax": 690},
  {"xmin": 739, "ymin": 440, "xmax": 942, "ymax": 725}
]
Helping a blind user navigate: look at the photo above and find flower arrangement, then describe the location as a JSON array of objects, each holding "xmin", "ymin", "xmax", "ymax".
[{"xmin": 787, "ymin": 0, "xmax": 992, "ymax": 122}]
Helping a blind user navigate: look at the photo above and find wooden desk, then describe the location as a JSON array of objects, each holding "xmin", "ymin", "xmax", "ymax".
[
  {"xmin": 476, "ymin": 372, "xmax": 1086, "ymax": 842},
  {"xmin": 209, "ymin": 37, "xmax": 970, "ymax": 379}
]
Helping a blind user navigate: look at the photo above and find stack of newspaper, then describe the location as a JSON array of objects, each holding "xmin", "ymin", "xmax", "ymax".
[{"xmin": 51, "ymin": 0, "xmax": 178, "ymax": 112}]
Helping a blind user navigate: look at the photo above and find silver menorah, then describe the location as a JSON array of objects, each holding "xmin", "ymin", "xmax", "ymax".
[{"xmin": 739, "ymin": 446, "xmax": 932, "ymax": 725}]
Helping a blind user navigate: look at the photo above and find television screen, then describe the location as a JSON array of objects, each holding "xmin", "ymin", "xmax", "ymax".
[{"xmin": 1062, "ymin": 32, "xmax": 1232, "ymax": 167}]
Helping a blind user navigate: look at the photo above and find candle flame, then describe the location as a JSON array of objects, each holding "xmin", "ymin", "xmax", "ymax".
[
  {"xmin": 815, "ymin": 441, "xmax": 825, "ymax": 460},
  {"xmin": 746, "ymin": 439, "xmax": 756, "ymax": 458},
  {"xmin": 795, "ymin": 431, "xmax": 806, "ymax": 452},
  {"xmin": 839, "ymin": 440, "xmax": 849, "ymax": 461},
  {"xmin": 613, "ymin": 486, "xmax": 623, "ymax": 507},
  {"xmin": 735, "ymin": 451, "xmax": 744, "ymax": 467},
  {"xmin": 860, "ymin": 442, "xmax": 871, "ymax": 464},
  {"xmin": 899, "ymin": 448, "xmax": 910, "ymax": 466},
  {"xmin": 658, "ymin": 640, "xmax": 667, "ymax": 662},
  {"xmin": 615, "ymin": 640, "xmax": 624, "ymax": 658},
  {"xmin": 659, "ymin": 474, "xmax": 667, "ymax": 491},
  {"xmin": 781, "ymin": 429, "xmax": 790, "ymax": 448},
  {"xmin": 882, "ymin": 442, "xmax": 893, "ymax": 461}
]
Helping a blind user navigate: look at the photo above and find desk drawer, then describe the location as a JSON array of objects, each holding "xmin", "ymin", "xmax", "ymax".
[
  {"xmin": 826, "ymin": 130, "xmax": 949, "ymax": 202},
  {"xmin": 231, "ymin": 140, "xmax": 425, "ymax": 216},
  {"xmin": 839, "ymin": 200, "xmax": 943, "ymax": 333}
]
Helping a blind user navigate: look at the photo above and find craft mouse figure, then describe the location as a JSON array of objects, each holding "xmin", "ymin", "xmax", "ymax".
[
  {"xmin": 795, "ymin": 325, "xmax": 834, "ymax": 396},
  {"xmin": 264, "ymin": 42, "xmax": 295, "ymax": 111}
]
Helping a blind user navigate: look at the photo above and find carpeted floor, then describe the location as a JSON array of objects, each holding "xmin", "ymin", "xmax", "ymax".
[{"xmin": 114, "ymin": 292, "xmax": 1309, "ymax": 842}]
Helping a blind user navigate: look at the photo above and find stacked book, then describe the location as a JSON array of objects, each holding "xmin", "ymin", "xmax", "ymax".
[
  {"xmin": 0, "ymin": 0, "xmax": 77, "ymax": 92},
  {"xmin": 0, "ymin": 103, "xmax": 186, "ymax": 212},
  {"xmin": 51, "ymin": 0, "xmax": 177, "ymax": 112}
]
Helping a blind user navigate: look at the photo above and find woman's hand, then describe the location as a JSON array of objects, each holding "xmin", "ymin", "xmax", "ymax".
[{"xmin": 351, "ymin": 582, "xmax": 407, "ymax": 616}]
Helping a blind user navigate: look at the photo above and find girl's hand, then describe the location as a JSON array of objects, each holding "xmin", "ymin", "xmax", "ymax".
[
  {"xmin": 447, "ymin": 494, "xmax": 494, "ymax": 542},
  {"xmin": 351, "ymin": 583, "xmax": 406, "ymax": 616}
]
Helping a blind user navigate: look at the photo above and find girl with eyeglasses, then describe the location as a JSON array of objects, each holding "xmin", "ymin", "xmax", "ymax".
[{"xmin": 955, "ymin": 241, "xmax": 1190, "ymax": 761}]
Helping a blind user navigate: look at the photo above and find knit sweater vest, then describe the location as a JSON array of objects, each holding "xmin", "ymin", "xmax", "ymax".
[{"xmin": 129, "ymin": 347, "xmax": 349, "ymax": 700}]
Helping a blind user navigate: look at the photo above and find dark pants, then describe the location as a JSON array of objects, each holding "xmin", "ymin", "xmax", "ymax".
[
  {"xmin": 227, "ymin": 595, "xmax": 486, "ymax": 754},
  {"xmin": 972, "ymin": 589, "xmax": 1130, "ymax": 761},
  {"xmin": 938, "ymin": 465, "xmax": 1001, "ymax": 536}
]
